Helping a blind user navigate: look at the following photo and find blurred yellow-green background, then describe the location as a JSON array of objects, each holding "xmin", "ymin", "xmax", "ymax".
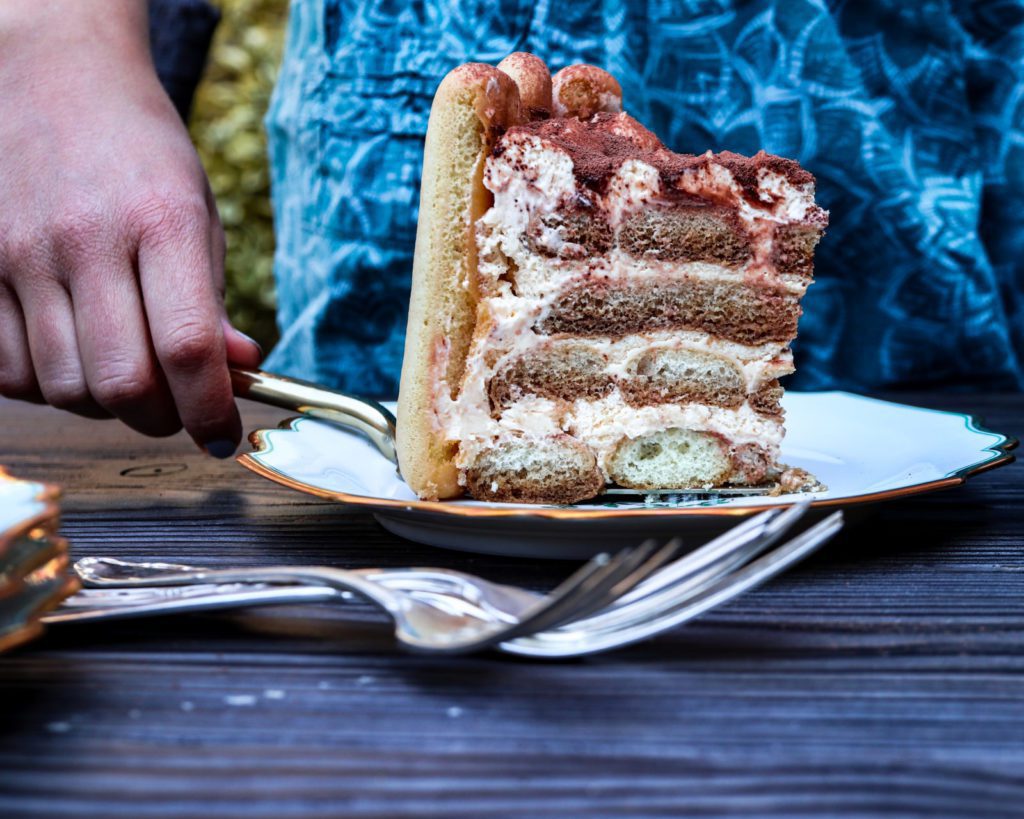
[{"xmin": 189, "ymin": 0, "xmax": 288, "ymax": 353}]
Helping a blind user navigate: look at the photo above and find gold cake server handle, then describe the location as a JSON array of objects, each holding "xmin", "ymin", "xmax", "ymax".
[{"xmin": 230, "ymin": 368, "xmax": 398, "ymax": 466}]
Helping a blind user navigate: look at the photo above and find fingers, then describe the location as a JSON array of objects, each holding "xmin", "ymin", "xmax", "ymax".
[
  {"xmin": 3, "ymin": 188, "xmax": 251, "ymax": 453},
  {"xmin": 14, "ymin": 267, "xmax": 110, "ymax": 419},
  {"xmin": 552, "ymin": 64, "xmax": 623, "ymax": 119},
  {"xmin": 68, "ymin": 245, "xmax": 182, "ymax": 437},
  {"xmin": 0, "ymin": 281, "xmax": 43, "ymax": 403},
  {"xmin": 135, "ymin": 195, "xmax": 242, "ymax": 456}
]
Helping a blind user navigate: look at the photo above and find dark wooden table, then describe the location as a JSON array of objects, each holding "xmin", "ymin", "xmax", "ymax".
[{"xmin": 0, "ymin": 394, "xmax": 1021, "ymax": 817}]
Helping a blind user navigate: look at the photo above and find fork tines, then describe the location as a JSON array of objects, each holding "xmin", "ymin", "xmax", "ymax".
[{"xmin": 494, "ymin": 539, "xmax": 681, "ymax": 642}]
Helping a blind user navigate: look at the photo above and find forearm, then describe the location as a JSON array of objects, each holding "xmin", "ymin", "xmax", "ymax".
[
  {"xmin": 0, "ymin": 0, "xmax": 177, "ymax": 157},
  {"xmin": 0, "ymin": 0, "xmax": 153, "ymax": 85}
]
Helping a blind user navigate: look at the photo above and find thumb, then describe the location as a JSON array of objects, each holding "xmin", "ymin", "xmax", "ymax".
[{"xmin": 221, "ymin": 317, "xmax": 263, "ymax": 369}]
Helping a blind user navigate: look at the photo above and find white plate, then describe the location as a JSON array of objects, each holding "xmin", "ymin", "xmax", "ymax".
[{"xmin": 237, "ymin": 392, "xmax": 1016, "ymax": 559}]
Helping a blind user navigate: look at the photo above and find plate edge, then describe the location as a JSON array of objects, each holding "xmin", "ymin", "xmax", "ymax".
[{"xmin": 237, "ymin": 401, "xmax": 1017, "ymax": 522}]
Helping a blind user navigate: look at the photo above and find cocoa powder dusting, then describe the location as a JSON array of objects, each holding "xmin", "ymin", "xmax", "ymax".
[{"xmin": 503, "ymin": 113, "xmax": 816, "ymax": 200}]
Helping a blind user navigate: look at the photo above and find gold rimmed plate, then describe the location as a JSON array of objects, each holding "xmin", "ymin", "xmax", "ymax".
[{"xmin": 237, "ymin": 392, "xmax": 1016, "ymax": 558}]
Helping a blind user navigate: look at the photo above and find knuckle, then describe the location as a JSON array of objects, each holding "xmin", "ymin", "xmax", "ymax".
[
  {"xmin": 50, "ymin": 205, "xmax": 107, "ymax": 252},
  {"xmin": 3, "ymin": 206, "xmax": 113, "ymax": 280},
  {"xmin": 40, "ymin": 373, "xmax": 91, "ymax": 411},
  {"xmin": 128, "ymin": 190, "xmax": 208, "ymax": 244},
  {"xmin": 0, "ymin": 226, "xmax": 47, "ymax": 277},
  {"xmin": 91, "ymin": 364, "xmax": 155, "ymax": 410},
  {"xmin": 158, "ymin": 319, "xmax": 219, "ymax": 373}
]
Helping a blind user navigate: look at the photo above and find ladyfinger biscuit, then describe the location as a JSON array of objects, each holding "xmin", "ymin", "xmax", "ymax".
[
  {"xmin": 551, "ymin": 64, "xmax": 623, "ymax": 119},
  {"xmin": 496, "ymin": 52, "xmax": 552, "ymax": 120},
  {"xmin": 396, "ymin": 64, "xmax": 522, "ymax": 500}
]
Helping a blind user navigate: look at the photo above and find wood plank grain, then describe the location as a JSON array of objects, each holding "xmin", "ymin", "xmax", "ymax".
[{"xmin": 0, "ymin": 394, "xmax": 1021, "ymax": 817}]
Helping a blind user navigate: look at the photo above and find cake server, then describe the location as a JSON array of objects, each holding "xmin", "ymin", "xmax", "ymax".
[
  {"xmin": 231, "ymin": 367, "xmax": 398, "ymax": 464},
  {"xmin": 229, "ymin": 366, "xmax": 774, "ymax": 497}
]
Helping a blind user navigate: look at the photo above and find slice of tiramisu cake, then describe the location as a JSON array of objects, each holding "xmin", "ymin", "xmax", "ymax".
[{"xmin": 397, "ymin": 54, "xmax": 827, "ymax": 504}]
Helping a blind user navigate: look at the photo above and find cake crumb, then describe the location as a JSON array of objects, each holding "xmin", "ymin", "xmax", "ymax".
[{"xmin": 778, "ymin": 466, "xmax": 826, "ymax": 494}]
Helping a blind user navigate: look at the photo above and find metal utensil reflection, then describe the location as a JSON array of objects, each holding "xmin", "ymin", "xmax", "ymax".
[{"xmin": 231, "ymin": 368, "xmax": 398, "ymax": 465}]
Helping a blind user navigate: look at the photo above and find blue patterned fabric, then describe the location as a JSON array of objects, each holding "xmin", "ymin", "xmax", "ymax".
[{"xmin": 265, "ymin": 0, "xmax": 1024, "ymax": 397}]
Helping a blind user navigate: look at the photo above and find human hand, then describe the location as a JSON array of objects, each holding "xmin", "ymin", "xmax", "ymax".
[{"xmin": 0, "ymin": 0, "xmax": 261, "ymax": 456}]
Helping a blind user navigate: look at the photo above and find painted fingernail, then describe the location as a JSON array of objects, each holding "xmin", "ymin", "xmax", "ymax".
[{"xmin": 204, "ymin": 439, "xmax": 238, "ymax": 459}]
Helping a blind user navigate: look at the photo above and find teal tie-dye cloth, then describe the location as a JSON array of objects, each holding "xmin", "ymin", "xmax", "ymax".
[{"xmin": 264, "ymin": 0, "xmax": 1024, "ymax": 397}]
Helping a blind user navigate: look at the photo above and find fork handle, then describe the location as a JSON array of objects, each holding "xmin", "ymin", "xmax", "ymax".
[
  {"xmin": 75, "ymin": 558, "xmax": 406, "ymax": 619},
  {"xmin": 230, "ymin": 367, "xmax": 398, "ymax": 465},
  {"xmin": 43, "ymin": 584, "xmax": 342, "ymax": 624}
]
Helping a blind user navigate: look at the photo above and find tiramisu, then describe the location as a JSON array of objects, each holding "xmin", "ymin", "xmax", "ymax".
[{"xmin": 397, "ymin": 54, "xmax": 827, "ymax": 503}]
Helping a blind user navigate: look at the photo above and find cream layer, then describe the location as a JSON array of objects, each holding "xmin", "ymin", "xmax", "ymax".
[
  {"xmin": 482, "ymin": 133, "xmax": 817, "ymax": 230},
  {"xmin": 436, "ymin": 319, "xmax": 790, "ymax": 477},
  {"xmin": 479, "ymin": 133, "xmax": 816, "ymax": 298},
  {"xmin": 461, "ymin": 391, "xmax": 784, "ymax": 479},
  {"xmin": 493, "ymin": 330, "xmax": 793, "ymax": 392},
  {"xmin": 465, "ymin": 263, "xmax": 797, "ymax": 372},
  {"xmin": 475, "ymin": 229, "xmax": 810, "ymax": 298}
]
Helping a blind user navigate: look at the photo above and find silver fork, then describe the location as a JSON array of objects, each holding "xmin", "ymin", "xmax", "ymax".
[
  {"xmin": 47, "ymin": 503, "xmax": 827, "ymax": 654},
  {"xmin": 53, "ymin": 540, "xmax": 679, "ymax": 655},
  {"xmin": 49, "ymin": 509, "xmax": 841, "ymax": 658},
  {"xmin": 503, "ymin": 510, "xmax": 843, "ymax": 656},
  {"xmin": 58, "ymin": 502, "xmax": 810, "ymax": 631}
]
